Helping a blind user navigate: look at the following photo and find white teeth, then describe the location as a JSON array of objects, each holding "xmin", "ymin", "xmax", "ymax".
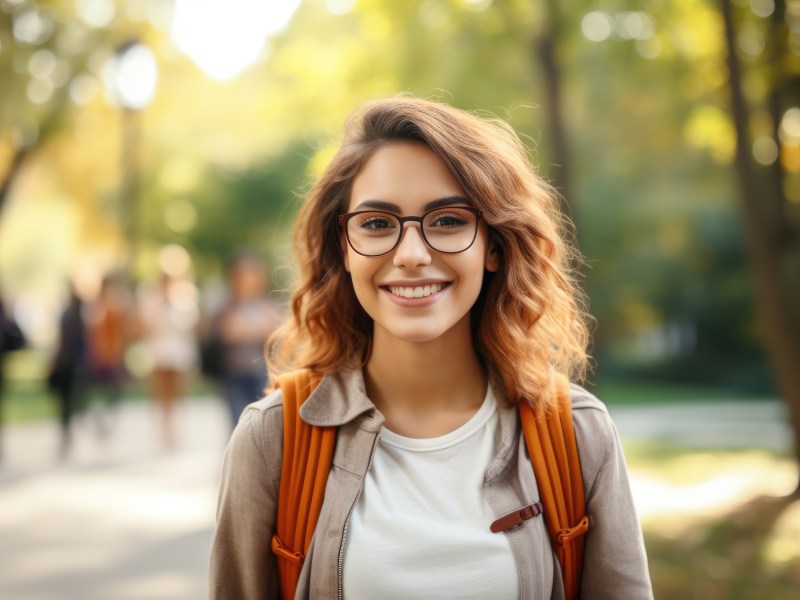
[{"xmin": 388, "ymin": 283, "xmax": 445, "ymax": 298}]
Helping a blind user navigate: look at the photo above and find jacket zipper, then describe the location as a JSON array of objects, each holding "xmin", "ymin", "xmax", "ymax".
[{"xmin": 337, "ymin": 432, "xmax": 381, "ymax": 600}]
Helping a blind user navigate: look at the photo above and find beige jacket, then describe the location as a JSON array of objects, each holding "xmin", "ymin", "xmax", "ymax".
[{"xmin": 210, "ymin": 370, "xmax": 653, "ymax": 599}]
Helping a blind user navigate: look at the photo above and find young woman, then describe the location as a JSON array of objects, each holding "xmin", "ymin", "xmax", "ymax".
[{"xmin": 210, "ymin": 97, "xmax": 653, "ymax": 599}]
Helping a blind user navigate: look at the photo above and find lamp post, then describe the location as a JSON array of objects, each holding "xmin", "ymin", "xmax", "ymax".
[{"xmin": 112, "ymin": 40, "xmax": 158, "ymax": 277}]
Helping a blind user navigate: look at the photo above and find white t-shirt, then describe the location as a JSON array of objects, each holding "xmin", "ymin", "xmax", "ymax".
[{"xmin": 342, "ymin": 386, "xmax": 519, "ymax": 599}]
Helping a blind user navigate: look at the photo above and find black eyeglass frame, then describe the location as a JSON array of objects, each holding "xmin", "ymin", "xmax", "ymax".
[{"xmin": 338, "ymin": 206, "xmax": 483, "ymax": 257}]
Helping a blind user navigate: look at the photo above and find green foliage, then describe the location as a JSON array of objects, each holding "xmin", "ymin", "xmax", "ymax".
[
  {"xmin": 0, "ymin": 0, "xmax": 790, "ymax": 393},
  {"xmin": 593, "ymin": 379, "xmax": 767, "ymax": 405},
  {"xmin": 140, "ymin": 142, "xmax": 312, "ymax": 279}
]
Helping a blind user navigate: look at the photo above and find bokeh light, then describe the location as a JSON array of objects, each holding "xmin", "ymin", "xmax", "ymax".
[
  {"xmin": 170, "ymin": 0, "xmax": 302, "ymax": 80},
  {"xmin": 750, "ymin": 0, "xmax": 776, "ymax": 18},
  {"xmin": 109, "ymin": 43, "xmax": 159, "ymax": 110},
  {"xmin": 738, "ymin": 23, "xmax": 766, "ymax": 56},
  {"xmin": 11, "ymin": 4, "xmax": 54, "ymax": 45},
  {"xmin": 753, "ymin": 136, "xmax": 779, "ymax": 165},
  {"xmin": 75, "ymin": 0, "xmax": 116, "ymax": 29},
  {"xmin": 581, "ymin": 11, "xmax": 614, "ymax": 43},
  {"xmin": 158, "ymin": 244, "xmax": 192, "ymax": 278},
  {"xmin": 324, "ymin": 0, "xmax": 356, "ymax": 16},
  {"xmin": 779, "ymin": 107, "xmax": 800, "ymax": 143}
]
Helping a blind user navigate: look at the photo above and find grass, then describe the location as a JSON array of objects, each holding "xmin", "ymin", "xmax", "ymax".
[
  {"xmin": 0, "ymin": 354, "xmax": 221, "ymax": 426},
  {"xmin": 0, "ymin": 383, "xmax": 60, "ymax": 423},
  {"xmin": 592, "ymin": 379, "xmax": 770, "ymax": 405},
  {"xmin": 627, "ymin": 444, "xmax": 800, "ymax": 599}
]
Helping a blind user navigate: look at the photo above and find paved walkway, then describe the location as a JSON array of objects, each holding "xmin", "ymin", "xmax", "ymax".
[
  {"xmin": 607, "ymin": 399, "xmax": 792, "ymax": 452},
  {"xmin": 0, "ymin": 396, "xmax": 792, "ymax": 599},
  {"xmin": 0, "ymin": 397, "xmax": 231, "ymax": 600}
]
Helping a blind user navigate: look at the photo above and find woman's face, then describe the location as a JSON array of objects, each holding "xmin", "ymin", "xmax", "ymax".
[{"xmin": 343, "ymin": 142, "xmax": 498, "ymax": 345}]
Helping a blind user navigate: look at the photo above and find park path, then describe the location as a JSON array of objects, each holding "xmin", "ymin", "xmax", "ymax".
[
  {"xmin": 607, "ymin": 399, "xmax": 792, "ymax": 452},
  {"xmin": 0, "ymin": 397, "xmax": 231, "ymax": 600},
  {"xmin": 0, "ymin": 395, "xmax": 792, "ymax": 600}
]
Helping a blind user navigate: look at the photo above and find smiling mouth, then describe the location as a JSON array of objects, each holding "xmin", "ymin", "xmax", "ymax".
[{"xmin": 384, "ymin": 282, "xmax": 449, "ymax": 299}]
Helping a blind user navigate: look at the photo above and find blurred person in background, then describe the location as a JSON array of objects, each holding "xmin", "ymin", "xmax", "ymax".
[
  {"xmin": 0, "ymin": 291, "xmax": 26, "ymax": 460},
  {"xmin": 0, "ymin": 295, "xmax": 6, "ymax": 460},
  {"xmin": 47, "ymin": 282, "xmax": 88, "ymax": 458},
  {"xmin": 84, "ymin": 273, "xmax": 131, "ymax": 437},
  {"xmin": 206, "ymin": 250, "xmax": 279, "ymax": 428},
  {"xmin": 138, "ymin": 248, "xmax": 199, "ymax": 450}
]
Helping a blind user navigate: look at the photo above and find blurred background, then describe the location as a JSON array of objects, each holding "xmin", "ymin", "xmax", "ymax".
[{"xmin": 0, "ymin": 0, "xmax": 799, "ymax": 598}]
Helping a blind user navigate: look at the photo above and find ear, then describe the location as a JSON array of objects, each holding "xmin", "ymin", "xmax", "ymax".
[{"xmin": 485, "ymin": 239, "xmax": 500, "ymax": 273}]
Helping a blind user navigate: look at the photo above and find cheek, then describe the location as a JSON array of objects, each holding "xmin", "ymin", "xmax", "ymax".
[
  {"xmin": 451, "ymin": 254, "xmax": 488, "ymax": 299},
  {"xmin": 345, "ymin": 255, "xmax": 376, "ymax": 297},
  {"xmin": 466, "ymin": 240, "xmax": 494, "ymax": 280}
]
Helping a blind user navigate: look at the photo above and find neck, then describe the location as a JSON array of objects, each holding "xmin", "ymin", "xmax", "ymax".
[{"xmin": 365, "ymin": 316, "xmax": 487, "ymax": 418}]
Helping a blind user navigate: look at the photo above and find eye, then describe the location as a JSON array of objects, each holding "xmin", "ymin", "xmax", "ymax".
[
  {"xmin": 356, "ymin": 214, "xmax": 397, "ymax": 233},
  {"xmin": 428, "ymin": 211, "xmax": 469, "ymax": 229}
]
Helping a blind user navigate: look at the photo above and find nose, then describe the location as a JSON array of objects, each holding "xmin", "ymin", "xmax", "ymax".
[{"xmin": 392, "ymin": 222, "xmax": 432, "ymax": 268}]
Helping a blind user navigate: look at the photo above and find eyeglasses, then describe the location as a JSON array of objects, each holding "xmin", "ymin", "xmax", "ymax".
[{"xmin": 338, "ymin": 206, "xmax": 481, "ymax": 257}]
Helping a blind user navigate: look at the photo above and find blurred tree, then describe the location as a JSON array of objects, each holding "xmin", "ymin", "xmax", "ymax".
[
  {"xmin": 0, "ymin": 0, "xmax": 75, "ymax": 210},
  {"xmin": 720, "ymin": 0, "xmax": 800, "ymax": 482},
  {"xmin": 137, "ymin": 143, "xmax": 312, "ymax": 277},
  {"xmin": 534, "ymin": 0, "xmax": 578, "ymax": 230},
  {"xmin": 0, "ymin": 0, "xmax": 142, "ymax": 211},
  {"xmin": 0, "ymin": 0, "xmax": 786, "ymax": 411},
  {"xmin": 0, "ymin": 0, "xmax": 175, "ymax": 289},
  {"xmin": 544, "ymin": 0, "xmax": 763, "ymax": 390}
]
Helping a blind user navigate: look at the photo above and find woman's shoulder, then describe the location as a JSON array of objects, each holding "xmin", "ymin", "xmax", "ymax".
[
  {"xmin": 236, "ymin": 387, "xmax": 285, "ymax": 437},
  {"xmin": 569, "ymin": 383, "xmax": 611, "ymax": 418},
  {"xmin": 244, "ymin": 386, "xmax": 284, "ymax": 414},
  {"xmin": 567, "ymin": 383, "xmax": 622, "ymax": 488},
  {"xmin": 224, "ymin": 388, "xmax": 285, "ymax": 472}
]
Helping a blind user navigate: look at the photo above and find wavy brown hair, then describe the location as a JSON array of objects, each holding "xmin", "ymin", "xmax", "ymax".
[{"xmin": 268, "ymin": 96, "xmax": 591, "ymax": 407}]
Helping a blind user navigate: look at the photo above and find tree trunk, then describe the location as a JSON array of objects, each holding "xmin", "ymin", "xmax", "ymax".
[
  {"xmin": 721, "ymin": 0, "xmax": 800, "ymax": 486},
  {"xmin": 0, "ymin": 146, "xmax": 31, "ymax": 213},
  {"xmin": 0, "ymin": 101, "xmax": 65, "ymax": 214},
  {"xmin": 536, "ymin": 0, "xmax": 580, "ymax": 241}
]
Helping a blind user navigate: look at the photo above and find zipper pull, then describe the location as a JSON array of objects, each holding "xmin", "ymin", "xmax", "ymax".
[{"xmin": 490, "ymin": 502, "xmax": 544, "ymax": 533}]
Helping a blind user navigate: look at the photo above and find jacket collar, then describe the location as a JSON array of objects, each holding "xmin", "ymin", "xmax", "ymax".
[
  {"xmin": 298, "ymin": 368, "xmax": 520, "ymax": 466},
  {"xmin": 485, "ymin": 377, "xmax": 522, "ymax": 482},
  {"xmin": 299, "ymin": 369, "xmax": 383, "ymax": 430}
]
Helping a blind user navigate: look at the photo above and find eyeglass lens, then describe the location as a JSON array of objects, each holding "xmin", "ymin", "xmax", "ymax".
[{"xmin": 346, "ymin": 207, "xmax": 478, "ymax": 256}]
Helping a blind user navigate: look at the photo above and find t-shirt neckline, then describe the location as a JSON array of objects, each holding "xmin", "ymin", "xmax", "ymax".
[{"xmin": 379, "ymin": 385, "xmax": 497, "ymax": 452}]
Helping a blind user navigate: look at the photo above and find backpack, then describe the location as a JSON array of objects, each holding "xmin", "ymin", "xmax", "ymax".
[{"xmin": 271, "ymin": 369, "xmax": 589, "ymax": 600}]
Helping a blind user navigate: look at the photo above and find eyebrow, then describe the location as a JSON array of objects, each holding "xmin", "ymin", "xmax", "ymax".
[{"xmin": 352, "ymin": 196, "xmax": 471, "ymax": 213}]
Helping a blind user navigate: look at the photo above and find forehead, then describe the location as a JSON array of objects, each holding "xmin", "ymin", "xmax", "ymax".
[{"xmin": 348, "ymin": 142, "xmax": 467, "ymax": 213}]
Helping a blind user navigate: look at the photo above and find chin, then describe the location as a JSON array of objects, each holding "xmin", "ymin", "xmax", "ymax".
[{"xmin": 381, "ymin": 323, "xmax": 451, "ymax": 345}]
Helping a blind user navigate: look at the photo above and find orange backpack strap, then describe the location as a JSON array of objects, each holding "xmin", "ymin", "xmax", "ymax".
[
  {"xmin": 270, "ymin": 370, "xmax": 336, "ymax": 600},
  {"xmin": 518, "ymin": 373, "xmax": 590, "ymax": 600}
]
